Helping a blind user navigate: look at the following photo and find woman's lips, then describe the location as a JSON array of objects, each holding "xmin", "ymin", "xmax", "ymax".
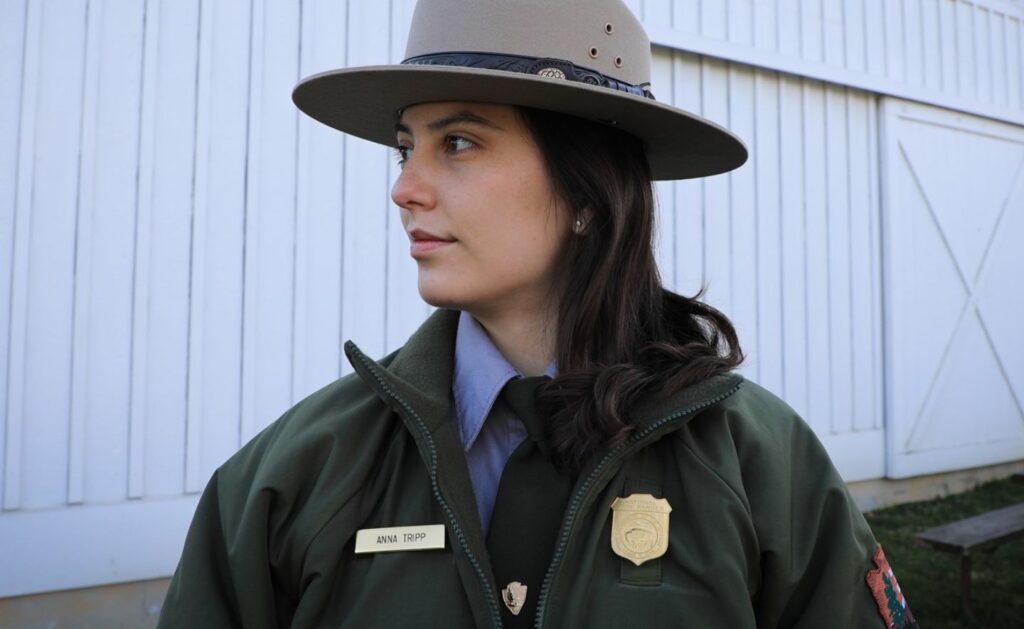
[
  {"xmin": 410, "ymin": 239, "xmax": 453, "ymax": 257},
  {"xmin": 408, "ymin": 229, "xmax": 454, "ymax": 258}
]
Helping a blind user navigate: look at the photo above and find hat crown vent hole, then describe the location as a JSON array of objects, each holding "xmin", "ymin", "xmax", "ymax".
[{"xmin": 605, "ymin": 23, "xmax": 614, "ymax": 34}]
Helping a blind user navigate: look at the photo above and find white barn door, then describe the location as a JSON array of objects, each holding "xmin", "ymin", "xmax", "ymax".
[{"xmin": 881, "ymin": 98, "xmax": 1024, "ymax": 478}]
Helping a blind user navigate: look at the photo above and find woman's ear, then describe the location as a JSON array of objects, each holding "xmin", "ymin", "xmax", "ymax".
[{"xmin": 573, "ymin": 207, "xmax": 594, "ymax": 235}]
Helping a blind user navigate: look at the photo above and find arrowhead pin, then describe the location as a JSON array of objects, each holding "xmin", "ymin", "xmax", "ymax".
[{"xmin": 501, "ymin": 581, "xmax": 528, "ymax": 616}]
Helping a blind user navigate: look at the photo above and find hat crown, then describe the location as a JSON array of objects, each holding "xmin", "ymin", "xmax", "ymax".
[{"xmin": 404, "ymin": 0, "xmax": 651, "ymax": 86}]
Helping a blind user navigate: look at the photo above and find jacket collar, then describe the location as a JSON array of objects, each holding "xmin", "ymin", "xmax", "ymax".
[
  {"xmin": 343, "ymin": 307, "xmax": 743, "ymax": 440},
  {"xmin": 344, "ymin": 308, "xmax": 460, "ymax": 435}
]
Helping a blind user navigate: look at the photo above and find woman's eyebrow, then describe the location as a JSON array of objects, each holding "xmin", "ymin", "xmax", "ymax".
[{"xmin": 394, "ymin": 110, "xmax": 504, "ymax": 136}]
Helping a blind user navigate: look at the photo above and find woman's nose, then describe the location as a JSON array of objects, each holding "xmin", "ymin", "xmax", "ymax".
[{"xmin": 391, "ymin": 155, "xmax": 436, "ymax": 212}]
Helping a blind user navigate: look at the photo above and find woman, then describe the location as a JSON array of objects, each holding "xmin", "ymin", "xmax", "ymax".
[{"xmin": 159, "ymin": 1, "xmax": 916, "ymax": 627}]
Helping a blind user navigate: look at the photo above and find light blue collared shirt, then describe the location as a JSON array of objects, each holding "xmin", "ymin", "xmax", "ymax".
[{"xmin": 452, "ymin": 311, "xmax": 556, "ymax": 535}]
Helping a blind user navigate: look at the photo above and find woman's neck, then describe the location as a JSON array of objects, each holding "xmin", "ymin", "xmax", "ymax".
[{"xmin": 471, "ymin": 306, "xmax": 557, "ymax": 377}]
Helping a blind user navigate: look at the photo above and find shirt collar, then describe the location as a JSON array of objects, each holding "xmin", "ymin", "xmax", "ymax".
[{"xmin": 452, "ymin": 311, "xmax": 556, "ymax": 450}]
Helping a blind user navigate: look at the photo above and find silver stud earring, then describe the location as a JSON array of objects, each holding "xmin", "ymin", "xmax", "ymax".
[{"xmin": 574, "ymin": 218, "xmax": 584, "ymax": 234}]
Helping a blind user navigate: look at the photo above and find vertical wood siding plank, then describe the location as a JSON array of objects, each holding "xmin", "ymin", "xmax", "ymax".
[
  {"xmin": 822, "ymin": 0, "xmax": 845, "ymax": 67},
  {"xmin": 341, "ymin": 0, "xmax": 390, "ymax": 371},
  {"xmin": 240, "ymin": 0, "xmax": 266, "ymax": 443},
  {"xmin": 727, "ymin": 0, "xmax": 753, "ymax": 47},
  {"xmin": 754, "ymin": 69, "xmax": 784, "ymax": 396},
  {"xmin": 777, "ymin": 0, "xmax": 801, "ymax": 57},
  {"xmin": 883, "ymin": 0, "xmax": 906, "ymax": 82},
  {"xmin": 826, "ymin": 86, "xmax": 854, "ymax": 435},
  {"xmin": 386, "ymin": 0, "xmax": 430, "ymax": 353},
  {"xmin": 673, "ymin": 52, "xmax": 705, "ymax": 296},
  {"xmin": 701, "ymin": 58, "xmax": 732, "ymax": 316},
  {"xmin": 1019, "ymin": 18, "xmax": 1024, "ymax": 107},
  {"xmin": 921, "ymin": 0, "xmax": 942, "ymax": 91},
  {"xmin": 643, "ymin": 0, "xmax": 672, "ymax": 26},
  {"xmin": 674, "ymin": 0, "xmax": 700, "ymax": 33},
  {"xmin": 867, "ymin": 98, "xmax": 884, "ymax": 430},
  {"xmin": 903, "ymin": 0, "xmax": 925, "ymax": 87},
  {"xmin": 12, "ymin": 0, "xmax": 90, "ymax": 509},
  {"xmin": 701, "ymin": 0, "xmax": 727, "ymax": 40},
  {"xmin": 70, "ymin": 0, "xmax": 145, "ymax": 504},
  {"xmin": 992, "ymin": 12, "xmax": 1008, "ymax": 107},
  {"xmin": 184, "ymin": 0, "xmax": 211, "ymax": 497},
  {"xmin": 800, "ymin": 0, "xmax": 824, "ymax": 63},
  {"xmin": 3, "ymin": 0, "xmax": 42, "ymax": 511},
  {"xmin": 186, "ymin": 0, "xmax": 252, "ymax": 492},
  {"xmin": 848, "ymin": 92, "xmax": 877, "ymax": 431},
  {"xmin": 956, "ymin": 0, "xmax": 977, "ymax": 99},
  {"xmin": 0, "ymin": 0, "xmax": 28, "ymax": 510},
  {"xmin": 752, "ymin": 0, "xmax": 778, "ymax": 52},
  {"xmin": 67, "ymin": 0, "xmax": 101, "ymax": 508},
  {"xmin": 779, "ymin": 74, "xmax": 809, "ymax": 418},
  {"xmin": 240, "ymin": 0, "xmax": 300, "ymax": 441},
  {"xmin": 653, "ymin": 49, "xmax": 676, "ymax": 288},
  {"xmin": 803, "ymin": 80, "xmax": 831, "ymax": 435},
  {"xmin": 976, "ymin": 8, "xmax": 993, "ymax": 102},
  {"xmin": 844, "ymin": 0, "xmax": 867, "ymax": 74},
  {"xmin": 728, "ymin": 64, "xmax": 758, "ymax": 380},
  {"xmin": 863, "ymin": 0, "xmax": 887, "ymax": 77},
  {"xmin": 292, "ymin": 0, "xmax": 346, "ymax": 402},
  {"xmin": 132, "ymin": 0, "xmax": 200, "ymax": 497},
  {"xmin": 1008, "ymin": 18, "xmax": 1022, "ymax": 108},
  {"xmin": 939, "ymin": 0, "xmax": 958, "ymax": 93},
  {"xmin": 128, "ymin": 0, "xmax": 161, "ymax": 500}
]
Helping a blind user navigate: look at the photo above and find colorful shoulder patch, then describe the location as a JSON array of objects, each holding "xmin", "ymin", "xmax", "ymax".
[{"xmin": 865, "ymin": 544, "xmax": 917, "ymax": 628}]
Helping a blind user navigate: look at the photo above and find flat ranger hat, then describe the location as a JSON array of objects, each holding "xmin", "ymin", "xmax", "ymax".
[{"xmin": 292, "ymin": 0, "xmax": 748, "ymax": 180}]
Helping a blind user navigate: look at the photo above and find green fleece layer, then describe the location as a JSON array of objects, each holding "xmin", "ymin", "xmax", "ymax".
[{"xmin": 158, "ymin": 309, "xmax": 898, "ymax": 628}]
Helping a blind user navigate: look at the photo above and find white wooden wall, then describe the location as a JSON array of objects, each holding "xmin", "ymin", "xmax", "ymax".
[
  {"xmin": 880, "ymin": 98, "xmax": 1024, "ymax": 478},
  {"xmin": 648, "ymin": 50, "xmax": 886, "ymax": 482},
  {"xmin": 0, "ymin": 0, "xmax": 428, "ymax": 597},
  {"xmin": 634, "ymin": 0, "xmax": 1024, "ymax": 126},
  {"xmin": 0, "ymin": 0, "xmax": 1021, "ymax": 597}
]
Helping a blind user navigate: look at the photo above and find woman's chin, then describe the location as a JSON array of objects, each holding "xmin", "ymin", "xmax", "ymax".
[{"xmin": 416, "ymin": 279, "xmax": 470, "ymax": 311}]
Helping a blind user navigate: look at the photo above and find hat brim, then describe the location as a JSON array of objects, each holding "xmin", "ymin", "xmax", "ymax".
[{"xmin": 292, "ymin": 64, "xmax": 747, "ymax": 181}]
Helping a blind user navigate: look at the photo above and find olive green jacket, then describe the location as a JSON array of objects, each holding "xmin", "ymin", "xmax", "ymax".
[{"xmin": 158, "ymin": 309, "xmax": 897, "ymax": 628}]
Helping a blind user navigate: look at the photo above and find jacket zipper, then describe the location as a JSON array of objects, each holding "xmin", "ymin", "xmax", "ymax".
[
  {"xmin": 533, "ymin": 381, "xmax": 743, "ymax": 628},
  {"xmin": 350, "ymin": 348, "xmax": 505, "ymax": 629}
]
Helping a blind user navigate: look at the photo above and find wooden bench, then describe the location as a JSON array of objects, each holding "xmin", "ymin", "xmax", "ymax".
[{"xmin": 915, "ymin": 502, "xmax": 1024, "ymax": 620}]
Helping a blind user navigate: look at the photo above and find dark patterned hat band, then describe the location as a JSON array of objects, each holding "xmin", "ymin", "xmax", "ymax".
[{"xmin": 401, "ymin": 52, "xmax": 656, "ymax": 100}]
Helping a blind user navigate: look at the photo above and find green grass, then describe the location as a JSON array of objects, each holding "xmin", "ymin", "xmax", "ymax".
[{"xmin": 863, "ymin": 476, "xmax": 1024, "ymax": 628}]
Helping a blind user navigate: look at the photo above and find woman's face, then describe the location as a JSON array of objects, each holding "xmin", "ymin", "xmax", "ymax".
[{"xmin": 392, "ymin": 102, "xmax": 570, "ymax": 318}]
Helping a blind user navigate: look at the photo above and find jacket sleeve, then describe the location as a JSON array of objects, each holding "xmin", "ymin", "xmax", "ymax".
[
  {"xmin": 157, "ymin": 415, "xmax": 297, "ymax": 629},
  {"xmin": 728, "ymin": 385, "xmax": 917, "ymax": 628},
  {"xmin": 156, "ymin": 369, "xmax": 395, "ymax": 628}
]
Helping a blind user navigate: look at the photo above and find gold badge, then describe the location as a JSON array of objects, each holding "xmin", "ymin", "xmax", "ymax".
[
  {"xmin": 501, "ymin": 581, "xmax": 527, "ymax": 616},
  {"xmin": 610, "ymin": 493, "xmax": 672, "ymax": 566}
]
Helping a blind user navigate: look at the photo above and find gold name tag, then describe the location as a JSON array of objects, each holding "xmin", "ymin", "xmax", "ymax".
[{"xmin": 354, "ymin": 525, "xmax": 446, "ymax": 554}]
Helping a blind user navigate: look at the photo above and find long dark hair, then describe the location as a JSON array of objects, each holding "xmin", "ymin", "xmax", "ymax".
[{"xmin": 517, "ymin": 107, "xmax": 744, "ymax": 472}]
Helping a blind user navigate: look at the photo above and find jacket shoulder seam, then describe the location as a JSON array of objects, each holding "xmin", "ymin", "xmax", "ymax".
[{"xmin": 674, "ymin": 415, "xmax": 753, "ymax": 522}]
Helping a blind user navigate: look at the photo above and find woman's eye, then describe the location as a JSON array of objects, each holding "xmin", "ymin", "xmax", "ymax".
[
  {"xmin": 444, "ymin": 135, "xmax": 475, "ymax": 154},
  {"xmin": 393, "ymin": 145, "xmax": 410, "ymax": 165}
]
